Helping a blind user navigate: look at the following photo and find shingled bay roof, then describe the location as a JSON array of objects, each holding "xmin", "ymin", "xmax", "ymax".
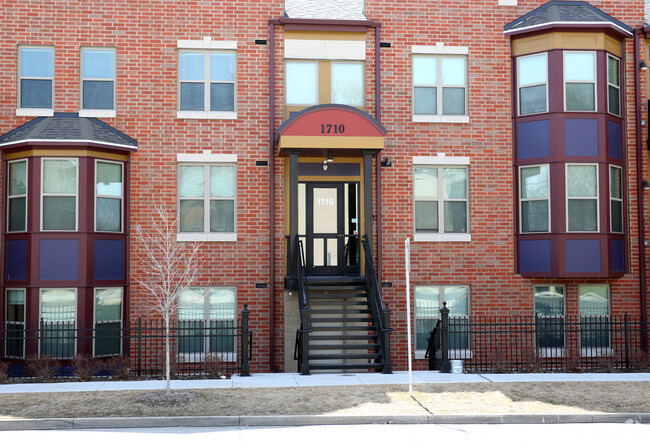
[
  {"xmin": 504, "ymin": 1, "xmax": 633, "ymax": 36},
  {"xmin": 0, "ymin": 113, "xmax": 137, "ymax": 150},
  {"xmin": 284, "ymin": 0, "xmax": 366, "ymax": 21}
]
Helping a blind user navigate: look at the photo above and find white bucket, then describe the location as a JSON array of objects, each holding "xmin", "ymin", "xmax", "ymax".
[{"xmin": 450, "ymin": 360, "xmax": 463, "ymax": 374}]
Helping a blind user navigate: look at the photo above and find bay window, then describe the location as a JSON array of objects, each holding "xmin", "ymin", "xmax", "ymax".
[
  {"xmin": 94, "ymin": 288, "xmax": 123, "ymax": 356},
  {"xmin": 95, "ymin": 160, "xmax": 123, "ymax": 232},
  {"xmin": 40, "ymin": 289, "xmax": 76, "ymax": 358},
  {"xmin": 42, "ymin": 158, "xmax": 78, "ymax": 231},
  {"xmin": 519, "ymin": 165, "xmax": 550, "ymax": 233},
  {"xmin": 8, "ymin": 159, "xmax": 27, "ymax": 232},
  {"xmin": 566, "ymin": 164, "xmax": 598, "ymax": 232},
  {"xmin": 564, "ymin": 52, "xmax": 596, "ymax": 111},
  {"xmin": 517, "ymin": 52, "xmax": 547, "ymax": 115},
  {"xmin": 609, "ymin": 166, "xmax": 623, "ymax": 233}
]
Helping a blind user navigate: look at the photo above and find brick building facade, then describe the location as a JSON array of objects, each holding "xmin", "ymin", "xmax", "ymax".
[{"xmin": 1, "ymin": 0, "xmax": 649, "ymax": 375}]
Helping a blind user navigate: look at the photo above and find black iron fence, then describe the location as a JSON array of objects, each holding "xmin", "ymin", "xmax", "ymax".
[
  {"xmin": 0, "ymin": 306, "xmax": 252, "ymax": 380},
  {"xmin": 427, "ymin": 304, "xmax": 649, "ymax": 373}
]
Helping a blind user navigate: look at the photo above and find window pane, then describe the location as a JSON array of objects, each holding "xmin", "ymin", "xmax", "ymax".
[
  {"xmin": 610, "ymin": 167, "xmax": 621, "ymax": 198},
  {"xmin": 442, "ymin": 87, "xmax": 465, "ymax": 115},
  {"xmin": 566, "ymin": 83, "xmax": 595, "ymax": 111},
  {"xmin": 444, "ymin": 201, "xmax": 467, "ymax": 233},
  {"xmin": 520, "ymin": 165, "xmax": 548, "ymax": 199},
  {"xmin": 209, "ymin": 288, "xmax": 235, "ymax": 320},
  {"xmin": 534, "ymin": 286, "xmax": 564, "ymax": 316},
  {"xmin": 415, "ymin": 318, "xmax": 436, "ymax": 350},
  {"xmin": 518, "ymin": 54, "xmax": 546, "ymax": 85},
  {"xmin": 565, "ymin": 52, "xmax": 595, "ymax": 81},
  {"xmin": 179, "ymin": 199, "xmax": 204, "ymax": 232},
  {"xmin": 41, "ymin": 290, "xmax": 76, "ymax": 322},
  {"xmin": 567, "ymin": 165, "xmax": 597, "ymax": 197},
  {"xmin": 96, "ymin": 197, "xmax": 121, "ymax": 231},
  {"xmin": 441, "ymin": 58, "xmax": 465, "ymax": 85},
  {"xmin": 414, "ymin": 86, "xmax": 437, "ymax": 114},
  {"xmin": 210, "ymin": 83, "xmax": 235, "ymax": 111},
  {"xmin": 520, "ymin": 85, "xmax": 547, "ymax": 115},
  {"xmin": 20, "ymin": 79, "xmax": 52, "ymax": 108},
  {"xmin": 414, "ymin": 167, "xmax": 438, "ymax": 199},
  {"xmin": 610, "ymin": 201, "xmax": 623, "ymax": 233},
  {"xmin": 96, "ymin": 162, "xmax": 123, "ymax": 196},
  {"xmin": 21, "ymin": 48, "xmax": 53, "ymax": 77},
  {"xmin": 180, "ymin": 82, "xmax": 205, "ymax": 111},
  {"xmin": 83, "ymin": 80, "xmax": 114, "ymax": 109},
  {"xmin": 286, "ymin": 62, "xmax": 317, "ymax": 104},
  {"xmin": 179, "ymin": 165, "xmax": 204, "ymax": 197},
  {"xmin": 568, "ymin": 199, "xmax": 598, "ymax": 231},
  {"xmin": 521, "ymin": 200, "xmax": 549, "ymax": 232},
  {"xmin": 608, "ymin": 86, "xmax": 620, "ymax": 116},
  {"xmin": 179, "ymin": 289, "xmax": 205, "ymax": 320},
  {"xmin": 95, "ymin": 322, "xmax": 121, "ymax": 356},
  {"xmin": 210, "ymin": 320, "xmax": 235, "ymax": 352},
  {"xmin": 7, "ymin": 290, "xmax": 25, "ymax": 322},
  {"xmin": 210, "ymin": 200, "xmax": 235, "ymax": 232},
  {"xmin": 210, "ymin": 53, "xmax": 235, "ymax": 81},
  {"xmin": 415, "ymin": 201, "xmax": 438, "ymax": 232},
  {"xmin": 179, "ymin": 320, "xmax": 204, "ymax": 353},
  {"xmin": 8, "ymin": 197, "xmax": 26, "ymax": 232},
  {"xmin": 9, "ymin": 161, "xmax": 27, "ymax": 195},
  {"xmin": 608, "ymin": 57, "xmax": 620, "ymax": 85},
  {"xmin": 332, "ymin": 63, "xmax": 363, "ymax": 105},
  {"xmin": 43, "ymin": 196, "xmax": 76, "ymax": 230},
  {"xmin": 445, "ymin": 286, "xmax": 469, "ymax": 317},
  {"xmin": 179, "ymin": 52, "xmax": 205, "ymax": 81},
  {"xmin": 82, "ymin": 49, "xmax": 115, "ymax": 78},
  {"xmin": 415, "ymin": 287, "xmax": 439, "ymax": 350},
  {"xmin": 443, "ymin": 168, "xmax": 466, "ymax": 199},
  {"xmin": 413, "ymin": 57, "xmax": 436, "ymax": 85},
  {"xmin": 95, "ymin": 288, "xmax": 122, "ymax": 321},
  {"xmin": 579, "ymin": 285, "xmax": 609, "ymax": 316},
  {"xmin": 210, "ymin": 165, "xmax": 235, "ymax": 198},
  {"xmin": 43, "ymin": 159, "xmax": 77, "ymax": 194}
]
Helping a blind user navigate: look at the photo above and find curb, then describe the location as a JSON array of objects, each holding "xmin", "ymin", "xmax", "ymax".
[{"xmin": 1, "ymin": 413, "xmax": 649, "ymax": 430}]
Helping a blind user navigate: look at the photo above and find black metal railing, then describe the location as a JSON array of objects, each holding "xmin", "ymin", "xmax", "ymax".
[
  {"xmin": 296, "ymin": 237, "xmax": 312, "ymax": 374},
  {"xmin": 0, "ymin": 306, "xmax": 253, "ymax": 380},
  {"xmin": 426, "ymin": 308, "xmax": 648, "ymax": 372},
  {"xmin": 361, "ymin": 235, "xmax": 393, "ymax": 373}
]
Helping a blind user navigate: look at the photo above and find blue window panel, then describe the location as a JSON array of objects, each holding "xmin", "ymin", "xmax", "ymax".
[
  {"xmin": 608, "ymin": 121, "xmax": 622, "ymax": 160},
  {"xmin": 517, "ymin": 120, "xmax": 550, "ymax": 159},
  {"xmin": 519, "ymin": 239, "xmax": 551, "ymax": 273},
  {"xmin": 39, "ymin": 239, "xmax": 79, "ymax": 281},
  {"xmin": 610, "ymin": 239, "xmax": 624, "ymax": 273},
  {"xmin": 565, "ymin": 119, "xmax": 599, "ymax": 157},
  {"xmin": 94, "ymin": 239, "xmax": 125, "ymax": 280},
  {"xmin": 6, "ymin": 239, "xmax": 28, "ymax": 281},
  {"xmin": 565, "ymin": 239, "xmax": 601, "ymax": 273}
]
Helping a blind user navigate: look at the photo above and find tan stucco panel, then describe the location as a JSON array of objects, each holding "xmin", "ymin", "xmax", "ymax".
[{"xmin": 513, "ymin": 32, "xmax": 622, "ymax": 57}]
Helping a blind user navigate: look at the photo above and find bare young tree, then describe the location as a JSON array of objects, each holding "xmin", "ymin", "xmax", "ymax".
[{"xmin": 132, "ymin": 203, "xmax": 203, "ymax": 394}]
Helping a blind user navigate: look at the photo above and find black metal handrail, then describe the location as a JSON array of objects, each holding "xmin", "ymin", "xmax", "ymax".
[{"xmin": 296, "ymin": 236, "xmax": 312, "ymax": 374}]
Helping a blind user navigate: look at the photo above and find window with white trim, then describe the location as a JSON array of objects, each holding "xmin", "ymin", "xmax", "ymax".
[
  {"xmin": 564, "ymin": 51, "xmax": 596, "ymax": 112},
  {"xmin": 607, "ymin": 55, "xmax": 620, "ymax": 116},
  {"xmin": 41, "ymin": 158, "xmax": 78, "ymax": 231},
  {"xmin": 415, "ymin": 285, "xmax": 470, "ymax": 353},
  {"xmin": 519, "ymin": 164, "xmax": 550, "ymax": 233},
  {"xmin": 40, "ymin": 288, "xmax": 76, "ymax": 358},
  {"xmin": 414, "ymin": 166, "xmax": 468, "ymax": 235},
  {"xmin": 18, "ymin": 46, "xmax": 53, "ymax": 113},
  {"xmin": 534, "ymin": 285, "xmax": 565, "ymax": 353},
  {"xmin": 8, "ymin": 159, "xmax": 27, "ymax": 233},
  {"xmin": 95, "ymin": 160, "xmax": 123, "ymax": 232},
  {"xmin": 412, "ymin": 53, "xmax": 467, "ymax": 119},
  {"xmin": 6, "ymin": 289, "xmax": 25, "ymax": 358},
  {"xmin": 178, "ymin": 287, "xmax": 236, "ymax": 358},
  {"xmin": 566, "ymin": 164, "xmax": 599, "ymax": 232},
  {"xmin": 94, "ymin": 288, "xmax": 123, "ymax": 356},
  {"xmin": 81, "ymin": 48, "xmax": 116, "ymax": 115},
  {"xmin": 579, "ymin": 284, "xmax": 610, "ymax": 352},
  {"xmin": 609, "ymin": 165, "xmax": 623, "ymax": 233},
  {"xmin": 517, "ymin": 52, "xmax": 547, "ymax": 115},
  {"xmin": 178, "ymin": 49, "xmax": 236, "ymax": 115}
]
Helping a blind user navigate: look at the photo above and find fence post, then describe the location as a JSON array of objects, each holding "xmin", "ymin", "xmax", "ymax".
[
  {"xmin": 300, "ymin": 308, "xmax": 311, "ymax": 375},
  {"xmin": 240, "ymin": 303, "xmax": 251, "ymax": 377},
  {"xmin": 439, "ymin": 302, "xmax": 450, "ymax": 373},
  {"xmin": 137, "ymin": 318, "xmax": 142, "ymax": 377},
  {"xmin": 382, "ymin": 302, "xmax": 392, "ymax": 374},
  {"xmin": 624, "ymin": 313, "xmax": 629, "ymax": 369}
]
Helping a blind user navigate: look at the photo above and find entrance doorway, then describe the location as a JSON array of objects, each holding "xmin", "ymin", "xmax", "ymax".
[{"xmin": 299, "ymin": 182, "xmax": 360, "ymax": 276}]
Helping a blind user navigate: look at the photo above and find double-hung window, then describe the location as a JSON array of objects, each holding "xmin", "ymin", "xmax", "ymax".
[
  {"xmin": 178, "ymin": 42, "xmax": 236, "ymax": 119},
  {"xmin": 412, "ymin": 50, "xmax": 468, "ymax": 121},
  {"xmin": 41, "ymin": 158, "xmax": 78, "ymax": 231},
  {"xmin": 579, "ymin": 285, "xmax": 610, "ymax": 354},
  {"xmin": 80, "ymin": 48, "xmax": 116, "ymax": 116},
  {"xmin": 95, "ymin": 160, "xmax": 123, "ymax": 232},
  {"xmin": 18, "ymin": 46, "xmax": 54, "ymax": 115},
  {"xmin": 6, "ymin": 289, "xmax": 25, "ymax": 358},
  {"xmin": 566, "ymin": 164, "xmax": 598, "ymax": 232},
  {"xmin": 609, "ymin": 165, "xmax": 623, "ymax": 233},
  {"xmin": 8, "ymin": 159, "xmax": 27, "ymax": 232},
  {"xmin": 40, "ymin": 289, "xmax": 76, "ymax": 358},
  {"xmin": 178, "ymin": 287, "xmax": 236, "ymax": 359},
  {"xmin": 534, "ymin": 285, "xmax": 565, "ymax": 354},
  {"xmin": 331, "ymin": 62, "xmax": 364, "ymax": 106},
  {"xmin": 285, "ymin": 61, "xmax": 364, "ymax": 108},
  {"xmin": 519, "ymin": 165, "xmax": 550, "ymax": 233},
  {"xmin": 94, "ymin": 288, "xmax": 123, "ymax": 356},
  {"xmin": 414, "ymin": 164, "xmax": 469, "ymax": 238},
  {"xmin": 414, "ymin": 285, "xmax": 470, "ymax": 356},
  {"xmin": 564, "ymin": 51, "xmax": 596, "ymax": 111},
  {"xmin": 607, "ymin": 55, "xmax": 620, "ymax": 116},
  {"xmin": 517, "ymin": 53, "xmax": 547, "ymax": 115}
]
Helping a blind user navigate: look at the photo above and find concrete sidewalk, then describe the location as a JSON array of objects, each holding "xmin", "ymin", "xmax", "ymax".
[{"xmin": 1, "ymin": 371, "xmax": 650, "ymax": 430}]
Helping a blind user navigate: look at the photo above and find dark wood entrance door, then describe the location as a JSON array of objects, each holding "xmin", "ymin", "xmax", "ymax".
[{"xmin": 304, "ymin": 182, "xmax": 359, "ymax": 276}]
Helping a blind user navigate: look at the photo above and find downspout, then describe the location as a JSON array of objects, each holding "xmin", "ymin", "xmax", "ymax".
[
  {"xmin": 634, "ymin": 28, "xmax": 648, "ymax": 353},
  {"xmin": 268, "ymin": 22, "xmax": 278, "ymax": 372},
  {"xmin": 374, "ymin": 23, "xmax": 383, "ymax": 282}
]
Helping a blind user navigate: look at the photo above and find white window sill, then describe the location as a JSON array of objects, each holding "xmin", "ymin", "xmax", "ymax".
[
  {"xmin": 177, "ymin": 233, "xmax": 237, "ymax": 242},
  {"xmin": 16, "ymin": 108, "xmax": 54, "ymax": 117},
  {"xmin": 178, "ymin": 352, "xmax": 237, "ymax": 363},
  {"xmin": 79, "ymin": 109, "xmax": 117, "ymax": 118},
  {"xmin": 413, "ymin": 233, "xmax": 471, "ymax": 242},
  {"xmin": 412, "ymin": 115, "xmax": 469, "ymax": 124},
  {"xmin": 177, "ymin": 111, "xmax": 237, "ymax": 120},
  {"xmin": 414, "ymin": 349, "xmax": 473, "ymax": 360}
]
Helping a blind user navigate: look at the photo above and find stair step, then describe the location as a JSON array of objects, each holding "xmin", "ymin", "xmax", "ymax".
[
  {"xmin": 306, "ymin": 276, "xmax": 365, "ymax": 285},
  {"xmin": 309, "ymin": 353, "xmax": 382, "ymax": 360},
  {"xmin": 308, "ymin": 285, "xmax": 366, "ymax": 292},
  {"xmin": 311, "ymin": 325, "xmax": 375, "ymax": 332},
  {"xmin": 309, "ymin": 292, "xmax": 368, "ymax": 298},
  {"xmin": 312, "ymin": 317, "xmax": 373, "ymax": 323},
  {"xmin": 309, "ymin": 343, "xmax": 380, "ymax": 350},
  {"xmin": 308, "ymin": 363, "xmax": 385, "ymax": 371}
]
